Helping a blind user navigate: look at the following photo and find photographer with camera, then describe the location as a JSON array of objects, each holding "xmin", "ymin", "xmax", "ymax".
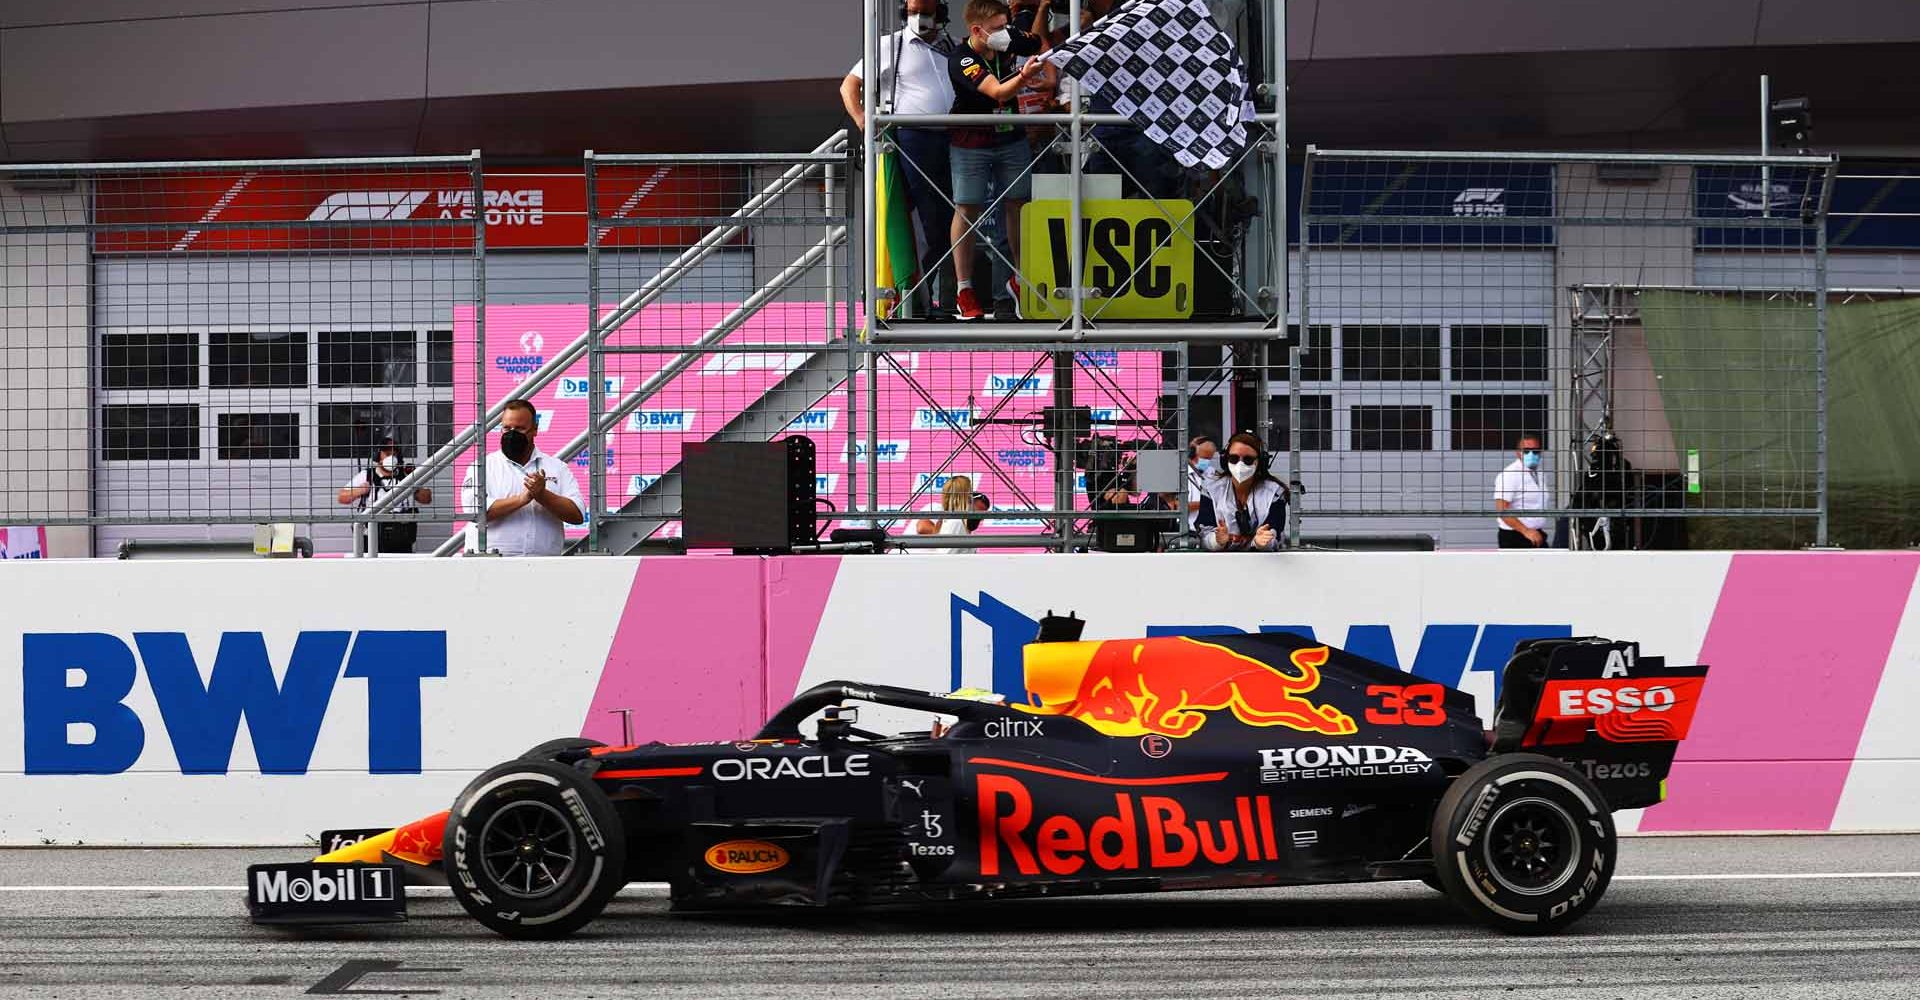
[
  {"xmin": 1194, "ymin": 433, "xmax": 1286, "ymax": 552},
  {"xmin": 337, "ymin": 436, "xmax": 431, "ymax": 554}
]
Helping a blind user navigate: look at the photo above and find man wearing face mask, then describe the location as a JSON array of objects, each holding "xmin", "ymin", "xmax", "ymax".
[
  {"xmin": 841, "ymin": 0, "xmax": 957, "ymax": 316},
  {"xmin": 947, "ymin": 0, "xmax": 1048, "ymax": 320},
  {"xmin": 1184, "ymin": 434, "xmax": 1218, "ymax": 532},
  {"xmin": 1494, "ymin": 433, "xmax": 1552, "ymax": 549},
  {"xmin": 338, "ymin": 436, "xmax": 432, "ymax": 553},
  {"xmin": 1194, "ymin": 432, "xmax": 1286, "ymax": 552},
  {"xmin": 458, "ymin": 398, "xmax": 584, "ymax": 557}
]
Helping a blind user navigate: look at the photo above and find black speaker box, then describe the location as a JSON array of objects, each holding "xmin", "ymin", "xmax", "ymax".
[{"xmin": 682, "ymin": 437, "xmax": 817, "ymax": 553}]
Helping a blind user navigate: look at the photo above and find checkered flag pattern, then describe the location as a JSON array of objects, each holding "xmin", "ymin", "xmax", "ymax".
[{"xmin": 1044, "ymin": 0, "xmax": 1259, "ymax": 170}]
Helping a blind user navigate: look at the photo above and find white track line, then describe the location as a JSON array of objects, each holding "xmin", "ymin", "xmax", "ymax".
[{"xmin": 5, "ymin": 873, "xmax": 1920, "ymax": 892}]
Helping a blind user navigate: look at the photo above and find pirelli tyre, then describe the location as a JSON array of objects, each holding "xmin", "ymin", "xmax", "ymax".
[
  {"xmin": 1430, "ymin": 753, "xmax": 1616, "ymax": 935},
  {"xmin": 519, "ymin": 737, "xmax": 605, "ymax": 761},
  {"xmin": 445, "ymin": 759, "xmax": 627, "ymax": 939}
]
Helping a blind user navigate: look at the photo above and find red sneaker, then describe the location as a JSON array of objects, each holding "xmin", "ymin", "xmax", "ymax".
[
  {"xmin": 955, "ymin": 287, "xmax": 984, "ymax": 321},
  {"xmin": 1004, "ymin": 277, "xmax": 1025, "ymax": 320}
]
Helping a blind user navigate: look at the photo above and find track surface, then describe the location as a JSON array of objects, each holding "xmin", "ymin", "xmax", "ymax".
[{"xmin": 2, "ymin": 835, "xmax": 1917, "ymax": 999}]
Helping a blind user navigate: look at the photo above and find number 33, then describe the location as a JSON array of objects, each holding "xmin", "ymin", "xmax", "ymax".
[{"xmin": 1365, "ymin": 683, "xmax": 1446, "ymax": 726}]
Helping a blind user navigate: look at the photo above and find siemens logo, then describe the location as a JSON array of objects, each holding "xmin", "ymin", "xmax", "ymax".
[
  {"xmin": 555, "ymin": 376, "xmax": 621, "ymax": 400},
  {"xmin": 912, "ymin": 408, "xmax": 973, "ymax": 431},
  {"xmin": 984, "ymin": 374, "xmax": 1053, "ymax": 396},
  {"xmin": 847, "ymin": 441, "xmax": 908, "ymax": 463},
  {"xmin": 788, "ymin": 409, "xmax": 839, "ymax": 432},
  {"xmin": 21, "ymin": 630, "xmax": 446, "ymax": 776},
  {"xmin": 493, "ymin": 354, "xmax": 544, "ymax": 375},
  {"xmin": 628, "ymin": 410, "xmax": 697, "ymax": 432},
  {"xmin": 997, "ymin": 448, "xmax": 1049, "ymax": 469}
]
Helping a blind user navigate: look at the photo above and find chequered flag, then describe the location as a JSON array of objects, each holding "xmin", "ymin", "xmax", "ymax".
[{"xmin": 1045, "ymin": 0, "xmax": 1259, "ymax": 170}]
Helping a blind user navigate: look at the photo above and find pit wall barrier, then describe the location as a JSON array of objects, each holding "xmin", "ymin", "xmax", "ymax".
[{"xmin": 2, "ymin": 551, "xmax": 1916, "ymax": 844}]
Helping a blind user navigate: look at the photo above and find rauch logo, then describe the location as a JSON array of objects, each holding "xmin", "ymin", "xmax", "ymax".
[
  {"xmin": 627, "ymin": 410, "xmax": 696, "ymax": 432},
  {"xmin": 949, "ymin": 591, "xmax": 1569, "ymax": 708},
  {"xmin": 21, "ymin": 630, "xmax": 446, "ymax": 775}
]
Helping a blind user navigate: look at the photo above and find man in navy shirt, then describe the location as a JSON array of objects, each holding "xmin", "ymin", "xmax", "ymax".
[{"xmin": 946, "ymin": 0, "xmax": 1048, "ymax": 320}]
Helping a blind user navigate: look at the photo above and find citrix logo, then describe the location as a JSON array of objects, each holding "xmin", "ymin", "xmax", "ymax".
[{"xmin": 22, "ymin": 630, "xmax": 446, "ymax": 776}]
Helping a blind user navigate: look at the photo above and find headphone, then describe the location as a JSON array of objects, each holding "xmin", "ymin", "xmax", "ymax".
[
  {"xmin": 1225, "ymin": 432, "xmax": 1271, "ymax": 480},
  {"xmin": 900, "ymin": 0, "xmax": 949, "ymax": 23}
]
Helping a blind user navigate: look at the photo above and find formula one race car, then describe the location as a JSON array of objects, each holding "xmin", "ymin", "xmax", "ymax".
[{"xmin": 248, "ymin": 616, "xmax": 1709, "ymax": 937}]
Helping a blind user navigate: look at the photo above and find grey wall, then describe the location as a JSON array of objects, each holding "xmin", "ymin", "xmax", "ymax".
[{"xmin": 0, "ymin": 182, "xmax": 89, "ymax": 557}]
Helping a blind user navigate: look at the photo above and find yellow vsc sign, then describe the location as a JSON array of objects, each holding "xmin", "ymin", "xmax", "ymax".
[{"xmin": 1020, "ymin": 199, "xmax": 1196, "ymax": 320}]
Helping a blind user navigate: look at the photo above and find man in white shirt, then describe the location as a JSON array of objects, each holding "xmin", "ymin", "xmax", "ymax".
[
  {"xmin": 840, "ymin": 0, "xmax": 958, "ymax": 314},
  {"xmin": 1493, "ymin": 434, "xmax": 1551, "ymax": 549},
  {"xmin": 1184, "ymin": 434, "xmax": 1217, "ymax": 532},
  {"xmin": 460, "ymin": 398, "xmax": 584, "ymax": 556},
  {"xmin": 338, "ymin": 435, "xmax": 432, "ymax": 553}
]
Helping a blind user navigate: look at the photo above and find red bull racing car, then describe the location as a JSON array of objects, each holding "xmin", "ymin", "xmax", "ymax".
[{"xmin": 248, "ymin": 616, "xmax": 1709, "ymax": 937}]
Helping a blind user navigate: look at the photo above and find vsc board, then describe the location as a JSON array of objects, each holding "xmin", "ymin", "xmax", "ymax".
[{"xmin": 1020, "ymin": 199, "xmax": 1197, "ymax": 321}]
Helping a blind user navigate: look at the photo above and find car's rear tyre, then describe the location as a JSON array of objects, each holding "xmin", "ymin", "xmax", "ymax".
[
  {"xmin": 445, "ymin": 759, "xmax": 626, "ymax": 939},
  {"xmin": 520, "ymin": 737, "xmax": 605, "ymax": 761},
  {"xmin": 1430, "ymin": 753, "xmax": 1615, "ymax": 935}
]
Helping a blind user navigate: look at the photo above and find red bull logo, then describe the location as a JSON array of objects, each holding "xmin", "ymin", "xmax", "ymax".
[
  {"xmin": 977, "ymin": 772, "xmax": 1280, "ymax": 876},
  {"xmin": 1015, "ymin": 637, "xmax": 1358, "ymax": 738}
]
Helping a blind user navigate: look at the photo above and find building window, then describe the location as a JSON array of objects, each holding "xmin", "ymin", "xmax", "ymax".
[
  {"xmin": 1350, "ymin": 404, "xmax": 1433, "ymax": 451},
  {"xmin": 318, "ymin": 403, "xmax": 418, "ymax": 459},
  {"xmin": 428, "ymin": 401, "xmax": 454, "ymax": 455},
  {"xmin": 217, "ymin": 412, "xmax": 299, "ymax": 460},
  {"xmin": 428, "ymin": 329, "xmax": 453, "ymax": 388},
  {"xmin": 210, "ymin": 331, "xmax": 307, "ymax": 388},
  {"xmin": 1451, "ymin": 394, "xmax": 1548, "ymax": 450},
  {"xmin": 1266, "ymin": 395, "xmax": 1334, "ymax": 451},
  {"xmin": 103, "ymin": 333, "xmax": 197, "ymax": 389},
  {"xmin": 104, "ymin": 404, "xmax": 199, "ymax": 460},
  {"xmin": 1451, "ymin": 325, "xmax": 1548, "ymax": 381},
  {"xmin": 1340, "ymin": 325, "xmax": 1441, "ymax": 381},
  {"xmin": 1298, "ymin": 325, "xmax": 1334, "ymax": 382},
  {"xmin": 319, "ymin": 331, "xmax": 417, "ymax": 388}
]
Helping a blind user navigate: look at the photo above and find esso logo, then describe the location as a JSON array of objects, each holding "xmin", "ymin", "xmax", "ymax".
[{"xmin": 1555, "ymin": 684, "xmax": 1677, "ymax": 716}]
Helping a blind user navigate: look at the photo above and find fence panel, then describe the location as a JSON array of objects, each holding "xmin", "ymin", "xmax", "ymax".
[{"xmin": 1294, "ymin": 149, "xmax": 1836, "ymax": 547}]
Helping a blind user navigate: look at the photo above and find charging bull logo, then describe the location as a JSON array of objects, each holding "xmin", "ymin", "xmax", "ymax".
[{"xmin": 1014, "ymin": 637, "xmax": 1357, "ymax": 738}]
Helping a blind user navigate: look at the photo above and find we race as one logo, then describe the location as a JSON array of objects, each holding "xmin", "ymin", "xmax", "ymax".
[
  {"xmin": 627, "ymin": 410, "xmax": 696, "ymax": 432},
  {"xmin": 21, "ymin": 630, "xmax": 447, "ymax": 775},
  {"xmin": 1451, "ymin": 188, "xmax": 1506, "ymax": 217},
  {"xmin": 304, "ymin": 191, "xmax": 428, "ymax": 222},
  {"xmin": 433, "ymin": 187, "xmax": 546, "ymax": 227},
  {"xmin": 555, "ymin": 376, "xmax": 621, "ymax": 400},
  {"xmin": 983, "ymin": 373, "xmax": 1052, "ymax": 397}
]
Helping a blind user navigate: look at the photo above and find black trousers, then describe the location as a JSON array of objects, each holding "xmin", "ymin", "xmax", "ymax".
[
  {"xmin": 376, "ymin": 521, "xmax": 418, "ymax": 554},
  {"xmin": 1498, "ymin": 527, "xmax": 1542, "ymax": 549}
]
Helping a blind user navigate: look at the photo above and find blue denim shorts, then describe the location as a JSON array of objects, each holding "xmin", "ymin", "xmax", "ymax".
[{"xmin": 950, "ymin": 141, "xmax": 1033, "ymax": 206}]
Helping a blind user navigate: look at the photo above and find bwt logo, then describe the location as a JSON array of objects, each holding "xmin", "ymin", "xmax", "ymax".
[
  {"xmin": 629, "ymin": 474, "xmax": 662, "ymax": 495},
  {"xmin": 572, "ymin": 449, "xmax": 615, "ymax": 469},
  {"xmin": 997, "ymin": 448, "xmax": 1049, "ymax": 469},
  {"xmin": 815, "ymin": 474, "xmax": 840, "ymax": 495},
  {"xmin": 1452, "ymin": 188, "xmax": 1507, "ymax": 217},
  {"xmin": 984, "ymin": 374, "xmax": 1053, "ymax": 397},
  {"xmin": 556, "ymin": 376, "xmax": 621, "ymax": 399},
  {"xmin": 912, "ymin": 408, "xmax": 973, "ymax": 431},
  {"xmin": 628, "ymin": 410, "xmax": 697, "ymax": 432},
  {"xmin": 916, "ymin": 472, "xmax": 980, "ymax": 493},
  {"xmin": 536, "ymin": 410, "xmax": 553, "ymax": 433},
  {"xmin": 1075, "ymin": 350, "xmax": 1121, "ymax": 370},
  {"xmin": 21, "ymin": 630, "xmax": 447, "ymax": 776},
  {"xmin": 789, "ymin": 409, "xmax": 838, "ymax": 432},
  {"xmin": 948, "ymin": 591, "xmax": 1568, "ymax": 706},
  {"xmin": 1089, "ymin": 407, "xmax": 1123, "ymax": 427},
  {"xmin": 847, "ymin": 441, "xmax": 908, "ymax": 463}
]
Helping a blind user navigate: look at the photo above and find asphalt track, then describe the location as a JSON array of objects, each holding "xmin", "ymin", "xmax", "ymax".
[{"xmin": 2, "ymin": 835, "xmax": 1918, "ymax": 999}]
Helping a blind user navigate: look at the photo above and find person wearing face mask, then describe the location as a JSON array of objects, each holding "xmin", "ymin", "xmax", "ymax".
[
  {"xmin": 458, "ymin": 398, "xmax": 585, "ymax": 557},
  {"xmin": 1184, "ymin": 434, "xmax": 1218, "ymax": 533},
  {"xmin": 1494, "ymin": 433, "xmax": 1552, "ymax": 549},
  {"xmin": 841, "ymin": 0, "xmax": 958, "ymax": 316},
  {"xmin": 947, "ymin": 0, "xmax": 1049, "ymax": 321},
  {"xmin": 1194, "ymin": 432, "xmax": 1287, "ymax": 552},
  {"xmin": 337, "ymin": 436, "xmax": 432, "ymax": 554}
]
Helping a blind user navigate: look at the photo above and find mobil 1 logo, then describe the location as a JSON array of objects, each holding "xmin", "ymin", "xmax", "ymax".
[{"xmin": 247, "ymin": 863, "xmax": 405, "ymax": 925}]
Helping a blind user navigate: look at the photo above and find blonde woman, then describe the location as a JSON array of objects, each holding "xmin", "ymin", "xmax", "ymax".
[{"xmin": 914, "ymin": 475, "xmax": 977, "ymax": 554}]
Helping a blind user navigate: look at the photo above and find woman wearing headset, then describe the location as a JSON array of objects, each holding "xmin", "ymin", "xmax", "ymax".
[
  {"xmin": 1194, "ymin": 432, "xmax": 1287, "ymax": 552},
  {"xmin": 914, "ymin": 475, "xmax": 981, "ymax": 554}
]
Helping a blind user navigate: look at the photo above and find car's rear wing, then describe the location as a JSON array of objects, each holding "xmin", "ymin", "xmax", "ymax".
[{"xmin": 1486, "ymin": 637, "xmax": 1709, "ymax": 811}]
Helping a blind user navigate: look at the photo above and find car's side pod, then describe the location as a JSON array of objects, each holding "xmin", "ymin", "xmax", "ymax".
[{"xmin": 1485, "ymin": 636, "xmax": 1710, "ymax": 811}]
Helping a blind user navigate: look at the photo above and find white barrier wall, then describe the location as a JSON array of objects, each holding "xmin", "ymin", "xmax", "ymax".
[{"xmin": 2, "ymin": 550, "xmax": 1917, "ymax": 844}]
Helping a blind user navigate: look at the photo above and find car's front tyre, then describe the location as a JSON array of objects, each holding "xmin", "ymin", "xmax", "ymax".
[
  {"xmin": 1430, "ymin": 753, "xmax": 1615, "ymax": 934},
  {"xmin": 445, "ymin": 759, "xmax": 626, "ymax": 939}
]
